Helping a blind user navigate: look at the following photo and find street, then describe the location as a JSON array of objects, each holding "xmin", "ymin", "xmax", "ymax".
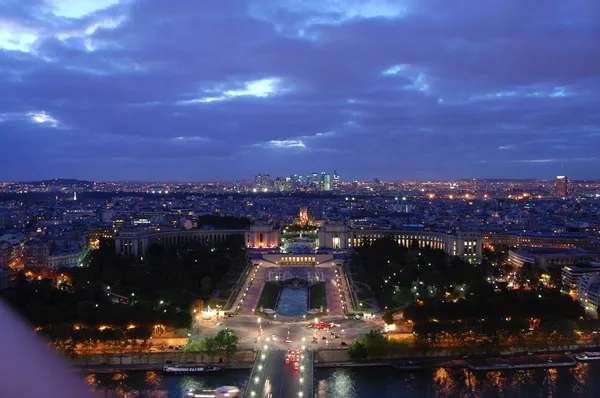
[
  {"xmin": 196, "ymin": 315, "xmax": 386, "ymax": 350},
  {"xmin": 246, "ymin": 348, "xmax": 313, "ymax": 398}
]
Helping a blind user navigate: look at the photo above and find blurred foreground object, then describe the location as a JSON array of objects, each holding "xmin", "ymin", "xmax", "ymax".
[{"xmin": 0, "ymin": 300, "xmax": 95, "ymax": 398}]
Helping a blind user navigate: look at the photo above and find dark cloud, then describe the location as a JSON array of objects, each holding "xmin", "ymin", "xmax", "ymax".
[{"xmin": 0, "ymin": 0, "xmax": 599, "ymax": 180}]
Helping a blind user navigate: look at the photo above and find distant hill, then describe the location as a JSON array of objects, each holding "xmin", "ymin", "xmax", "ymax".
[{"xmin": 26, "ymin": 178, "xmax": 93, "ymax": 186}]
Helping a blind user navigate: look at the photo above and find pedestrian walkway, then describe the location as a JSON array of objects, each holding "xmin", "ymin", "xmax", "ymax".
[
  {"xmin": 323, "ymin": 268, "xmax": 343, "ymax": 316},
  {"xmin": 239, "ymin": 267, "xmax": 268, "ymax": 316}
]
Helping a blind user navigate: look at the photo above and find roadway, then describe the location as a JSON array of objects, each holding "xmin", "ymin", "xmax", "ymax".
[
  {"xmin": 245, "ymin": 348, "xmax": 312, "ymax": 398},
  {"xmin": 196, "ymin": 316, "xmax": 385, "ymax": 349}
]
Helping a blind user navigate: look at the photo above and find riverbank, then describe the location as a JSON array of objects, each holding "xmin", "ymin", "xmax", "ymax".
[
  {"xmin": 315, "ymin": 352, "xmax": 578, "ymax": 371},
  {"xmin": 77, "ymin": 350, "xmax": 583, "ymax": 374},
  {"xmin": 78, "ymin": 362, "xmax": 255, "ymax": 374}
]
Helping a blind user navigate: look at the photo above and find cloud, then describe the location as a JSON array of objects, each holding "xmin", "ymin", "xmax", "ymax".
[
  {"xmin": 0, "ymin": 0, "xmax": 599, "ymax": 180},
  {"xmin": 28, "ymin": 111, "xmax": 59, "ymax": 127},
  {"xmin": 259, "ymin": 140, "xmax": 307, "ymax": 149},
  {"xmin": 177, "ymin": 77, "xmax": 289, "ymax": 105}
]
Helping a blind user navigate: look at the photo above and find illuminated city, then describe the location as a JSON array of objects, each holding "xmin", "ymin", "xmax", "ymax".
[{"xmin": 1, "ymin": 0, "xmax": 600, "ymax": 397}]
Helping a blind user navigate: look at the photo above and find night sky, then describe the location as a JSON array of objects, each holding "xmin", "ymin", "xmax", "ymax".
[{"xmin": 1, "ymin": 0, "xmax": 599, "ymax": 181}]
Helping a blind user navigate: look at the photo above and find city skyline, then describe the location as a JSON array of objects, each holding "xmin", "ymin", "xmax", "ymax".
[{"xmin": 1, "ymin": 0, "xmax": 599, "ymax": 181}]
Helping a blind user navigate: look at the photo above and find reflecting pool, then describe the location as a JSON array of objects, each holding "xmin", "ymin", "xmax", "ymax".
[{"xmin": 276, "ymin": 287, "xmax": 308, "ymax": 316}]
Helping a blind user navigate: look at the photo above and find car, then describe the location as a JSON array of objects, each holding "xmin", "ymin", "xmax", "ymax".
[
  {"xmin": 296, "ymin": 349, "xmax": 301, "ymax": 354},
  {"xmin": 216, "ymin": 322, "xmax": 222, "ymax": 326},
  {"xmin": 462, "ymin": 354, "xmax": 469, "ymax": 359},
  {"xmin": 285, "ymin": 358, "xmax": 290, "ymax": 364},
  {"xmin": 285, "ymin": 339, "xmax": 292, "ymax": 343},
  {"xmin": 322, "ymin": 336, "xmax": 327, "ymax": 340},
  {"xmin": 341, "ymin": 341, "xmax": 347, "ymax": 346},
  {"xmin": 294, "ymin": 362, "xmax": 299, "ymax": 370},
  {"xmin": 527, "ymin": 352, "xmax": 533, "ymax": 356}
]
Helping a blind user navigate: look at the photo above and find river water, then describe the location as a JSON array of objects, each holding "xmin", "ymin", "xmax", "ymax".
[{"xmin": 86, "ymin": 364, "xmax": 600, "ymax": 397}]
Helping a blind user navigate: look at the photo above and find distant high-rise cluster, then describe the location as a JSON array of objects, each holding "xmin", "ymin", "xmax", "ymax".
[
  {"xmin": 555, "ymin": 176, "xmax": 568, "ymax": 198},
  {"xmin": 253, "ymin": 171, "xmax": 341, "ymax": 192}
]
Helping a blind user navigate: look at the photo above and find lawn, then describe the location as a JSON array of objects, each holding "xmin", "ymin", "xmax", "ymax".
[
  {"xmin": 257, "ymin": 282, "xmax": 281, "ymax": 310},
  {"xmin": 309, "ymin": 282, "xmax": 327, "ymax": 310}
]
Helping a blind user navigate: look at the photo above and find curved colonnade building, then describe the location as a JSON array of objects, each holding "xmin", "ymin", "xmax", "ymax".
[{"xmin": 115, "ymin": 222, "xmax": 482, "ymax": 263}]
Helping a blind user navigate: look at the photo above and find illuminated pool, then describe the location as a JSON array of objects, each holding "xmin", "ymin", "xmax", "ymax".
[{"xmin": 276, "ymin": 287, "xmax": 308, "ymax": 316}]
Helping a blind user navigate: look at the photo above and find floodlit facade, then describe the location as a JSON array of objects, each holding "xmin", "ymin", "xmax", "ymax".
[{"xmin": 116, "ymin": 221, "xmax": 483, "ymax": 262}]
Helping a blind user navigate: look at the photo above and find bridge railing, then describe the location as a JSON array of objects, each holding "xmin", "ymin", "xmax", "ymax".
[{"xmin": 243, "ymin": 349, "xmax": 264, "ymax": 398}]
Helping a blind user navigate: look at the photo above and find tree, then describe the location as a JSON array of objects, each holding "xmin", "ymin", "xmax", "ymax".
[
  {"xmin": 382, "ymin": 311, "xmax": 394, "ymax": 325},
  {"xmin": 79, "ymin": 338, "xmax": 98, "ymax": 365},
  {"xmin": 201, "ymin": 276, "xmax": 213, "ymax": 298},
  {"xmin": 215, "ymin": 329, "xmax": 239, "ymax": 362},
  {"xmin": 204, "ymin": 337, "xmax": 218, "ymax": 363},
  {"xmin": 184, "ymin": 340, "xmax": 207, "ymax": 362},
  {"xmin": 347, "ymin": 341, "xmax": 368, "ymax": 360},
  {"xmin": 362, "ymin": 330, "xmax": 389, "ymax": 358},
  {"xmin": 593, "ymin": 332, "xmax": 600, "ymax": 348}
]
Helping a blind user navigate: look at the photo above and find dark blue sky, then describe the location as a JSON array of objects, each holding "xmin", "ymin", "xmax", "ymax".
[{"xmin": 1, "ymin": 0, "xmax": 599, "ymax": 181}]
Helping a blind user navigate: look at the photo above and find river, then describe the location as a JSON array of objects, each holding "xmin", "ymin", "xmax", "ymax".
[{"xmin": 86, "ymin": 364, "xmax": 600, "ymax": 397}]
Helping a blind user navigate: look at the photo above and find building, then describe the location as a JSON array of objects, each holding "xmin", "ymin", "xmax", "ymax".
[
  {"xmin": 556, "ymin": 175, "xmax": 568, "ymax": 198},
  {"xmin": 48, "ymin": 246, "xmax": 89, "ymax": 269},
  {"xmin": 308, "ymin": 172, "xmax": 319, "ymax": 189},
  {"xmin": 508, "ymin": 248, "xmax": 600, "ymax": 270},
  {"xmin": 254, "ymin": 174, "xmax": 273, "ymax": 192},
  {"xmin": 298, "ymin": 207, "xmax": 309, "ymax": 226},
  {"xmin": 0, "ymin": 232, "xmax": 26, "ymax": 269},
  {"xmin": 332, "ymin": 171, "xmax": 341, "ymax": 190},
  {"xmin": 562, "ymin": 262, "xmax": 600, "ymax": 295},
  {"xmin": 321, "ymin": 173, "xmax": 331, "ymax": 191},
  {"xmin": 23, "ymin": 240, "xmax": 50, "ymax": 270},
  {"xmin": 577, "ymin": 272, "xmax": 600, "ymax": 318},
  {"xmin": 317, "ymin": 221, "xmax": 483, "ymax": 262},
  {"xmin": 483, "ymin": 231, "xmax": 597, "ymax": 249},
  {"xmin": 115, "ymin": 220, "xmax": 482, "ymax": 262},
  {"xmin": 115, "ymin": 222, "xmax": 280, "ymax": 257},
  {"xmin": 62, "ymin": 209, "xmax": 98, "ymax": 223}
]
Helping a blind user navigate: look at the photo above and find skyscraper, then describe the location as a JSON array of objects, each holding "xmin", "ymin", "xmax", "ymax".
[
  {"xmin": 556, "ymin": 176, "xmax": 568, "ymax": 198},
  {"xmin": 308, "ymin": 172, "xmax": 319, "ymax": 189},
  {"xmin": 322, "ymin": 172, "xmax": 331, "ymax": 191},
  {"xmin": 332, "ymin": 170, "xmax": 341, "ymax": 190}
]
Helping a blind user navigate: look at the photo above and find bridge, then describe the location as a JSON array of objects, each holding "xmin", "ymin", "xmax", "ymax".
[{"xmin": 244, "ymin": 348, "xmax": 314, "ymax": 398}]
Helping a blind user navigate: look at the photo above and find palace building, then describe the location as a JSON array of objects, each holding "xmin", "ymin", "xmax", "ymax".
[{"xmin": 115, "ymin": 220, "xmax": 483, "ymax": 262}]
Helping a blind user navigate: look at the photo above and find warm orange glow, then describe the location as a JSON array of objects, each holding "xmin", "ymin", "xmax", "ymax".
[{"xmin": 127, "ymin": 324, "xmax": 136, "ymax": 330}]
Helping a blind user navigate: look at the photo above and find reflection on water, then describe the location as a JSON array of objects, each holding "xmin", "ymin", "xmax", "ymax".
[
  {"xmin": 314, "ymin": 364, "xmax": 600, "ymax": 398},
  {"xmin": 86, "ymin": 370, "xmax": 249, "ymax": 397},
  {"xmin": 86, "ymin": 364, "xmax": 600, "ymax": 397},
  {"xmin": 276, "ymin": 287, "xmax": 308, "ymax": 316}
]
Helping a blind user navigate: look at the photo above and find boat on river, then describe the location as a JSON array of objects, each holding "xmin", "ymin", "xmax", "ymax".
[
  {"xmin": 184, "ymin": 386, "xmax": 240, "ymax": 397},
  {"xmin": 163, "ymin": 364, "xmax": 222, "ymax": 373},
  {"xmin": 575, "ymin": 352, "xmax": 600, "ymax": 362}
]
